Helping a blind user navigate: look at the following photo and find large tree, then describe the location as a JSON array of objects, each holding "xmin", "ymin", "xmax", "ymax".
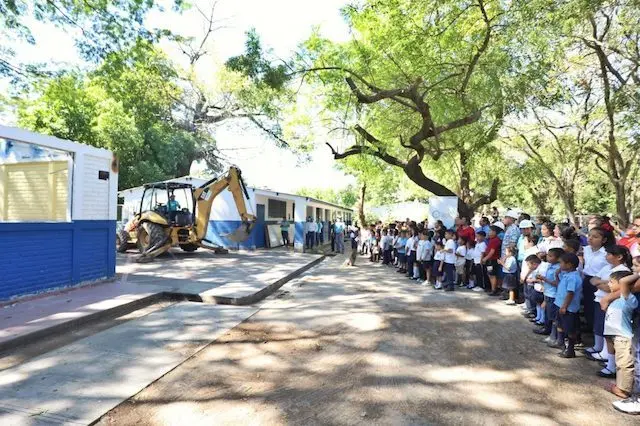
[
  {"xmin": 15, "ymin": 42, "xmax": 212, "ymax": 189},
  {"xmin": 573, "ymin": 0, "xmax": 640, "ymax": 227},
  {"xmin": 278, "ymin": 0, "xmax": 557, "ymax": 217}
]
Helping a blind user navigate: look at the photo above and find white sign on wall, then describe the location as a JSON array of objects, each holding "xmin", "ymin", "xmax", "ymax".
[{"xmin": 428, "ymin": 196, "xmax": 458, "ymax": 229}]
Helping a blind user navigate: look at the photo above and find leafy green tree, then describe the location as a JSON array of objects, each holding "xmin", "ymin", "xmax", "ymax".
[
  {"xmin": 1, "ymin": 0, "xmax": 185, "ymax": 79},
  {"xmin": 15, "ymin": 44, "xmax": 217, "ymax": 189},
  {"xmin": 283, "ymin": 0, "xmax": 559, "ymax": 217}
]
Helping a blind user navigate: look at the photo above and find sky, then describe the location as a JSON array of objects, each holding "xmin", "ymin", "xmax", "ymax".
[{"xmin": 3, "ymin": 0, "xmax": 356, "ymax": 192}]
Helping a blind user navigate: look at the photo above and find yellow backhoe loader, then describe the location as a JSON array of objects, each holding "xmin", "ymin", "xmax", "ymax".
[{"xmin": 116, "ymin": 166, "xmax": 256, "ymax": 262}]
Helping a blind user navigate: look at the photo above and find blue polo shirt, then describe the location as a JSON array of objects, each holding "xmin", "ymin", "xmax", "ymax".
[
  {"xmin": 543, "ymin": 262, "xmax": 560, "ymax": 298},
  {"xmin": 516, "ymin": 235, "xmax": 526, "ymax": 262},
  {"xmin": 397, "ymin": 237, "xmax": 408, "ymax": 254},
  {"xmin": 554, "ymin": 270, "xmax": 583, "ymax": 313}
]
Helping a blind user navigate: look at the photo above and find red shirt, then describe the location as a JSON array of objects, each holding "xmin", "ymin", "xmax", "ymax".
[
  {"xmin": 458, "ymin": 225, "xmax": 475, "ymax": 243},
  {"xmin": 486, "ymin": 237, "xmax": 502, "ymax": 260}
]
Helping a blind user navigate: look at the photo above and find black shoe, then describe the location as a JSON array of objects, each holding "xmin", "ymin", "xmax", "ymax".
[
  {"xmin": 533, "ymin": 328, "xmax": 550, "ymax": 335},
  {"xmin": 528, "ymin": 318, "xmax": 538, "ymax": 323},
  {"xmin": 534, "ymin": 321, "xmax": 545, "ymax": 326},
  {"xmin": 547, "ymin": 340, "xmax": 565, "ymax": 349},
  {"xmin": 597, "ymin": 369, "xmax": 616, "ymax": 378},
  {"xmin": 558, "ymin": 349, "xmax": 576, "ymax": 358},
  {"xmin": 444, "ymin": 288, "xmax": 454, "ymax": 292},
  {"xmin": 585, "ymin": 352, "xmax": 607, "ymax": 362},
  {"xmin": 489, "ymin": 291, "xmax": 500, "ymax": 297}
]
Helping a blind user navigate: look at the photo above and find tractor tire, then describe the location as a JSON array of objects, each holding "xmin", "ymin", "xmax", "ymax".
[
  {"xmin": 179, "ymin": 243, "xmax": 199, "ymax": 252},
  {"xmin": 116, "ymin": 230, "xmax": 129, "ymax": 253},
  {"xmin": 137, "ymin": 222, "xmax": 167, "ymax": 254}
]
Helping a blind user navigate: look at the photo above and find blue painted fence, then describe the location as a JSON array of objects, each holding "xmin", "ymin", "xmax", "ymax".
[{"xmin": 0, "ymin": 220, "xmax": 116, "ymax": 300}]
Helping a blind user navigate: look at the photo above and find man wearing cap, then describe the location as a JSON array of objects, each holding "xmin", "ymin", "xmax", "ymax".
[{"xmin": 502, "ymin": 210, "xmax": 521, "ymax": 258}]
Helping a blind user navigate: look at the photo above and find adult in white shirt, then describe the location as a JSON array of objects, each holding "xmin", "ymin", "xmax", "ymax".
[{"xmin": 305, "ymin": 217, "xmax": 317, "ymax": 249}]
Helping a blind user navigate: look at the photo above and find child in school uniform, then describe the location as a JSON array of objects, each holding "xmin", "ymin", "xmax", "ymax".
[
  {"xmin": 443, "ymin": 229, "xmax": 458, "ymax": 292},
  {"xmin": 586, "ymin": 245, "xmax": 632, "ymax": 378},
  {"xmin": 420, "ymin": 230, "xmax": 434, "ymax": 285},
  {"xmin": 464, "ymin": 238, "xmax": 476, "ymax": 290},
  {"xmin": 395, "ymin": 230, "xmax": 408, "ymax": 273},
  {"xmin": 525, "ymin": 255, "xmax": 545, "ymax": 327},
  {"xmin": 392, "ymin": 229, "xmax": 399, "ymax": 266},
  {"xmin": 455, "ymin": 236, "xmax": 468, "ymax": 287},
  {"xmin": 414, "ymin": 231, "xmax": 426, "ymax": 280},
  {"xmin": 582, "ymin": 227, "xmax": 611, "ymax": 339},
  {"xmin": 499, "ymin": 246, "xmax": 518, "ymax": 305},
  {"xmin": 405, "ymin": 230, "xmax": 418, "ymax": 278},
  {"xmin": 482, "ymin": 224, "xmax": 503, "ymax": 296},
  {"xmin": 465, "ymin": 239, "xmax": 476, "ymax": 289},
  {"xmin": 433, "ymin": 240, "xmax": 445, "ymax": 289},
  {"xmin": 603, "ymin": 270, "xmax": 638, "ymax": 399},
  {"xmin": 607, "ymin": 268, "xmax": 640, "ymax": 414},
  {"xmin": 550, "ymin": 252, "xmax": 583, "ymax": 358},
  {"xmin": 536, "ymin": 248, "xmax": 565, "ymax": 342},
  {"xmin": 473, "ymin": 231, "xmax": 487, "ymax": 292}
]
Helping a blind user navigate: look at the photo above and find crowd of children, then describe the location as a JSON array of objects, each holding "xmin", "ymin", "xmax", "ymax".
[{"xmin": 359, "ymin": 211, "xmax": 640, "ymax": 415}]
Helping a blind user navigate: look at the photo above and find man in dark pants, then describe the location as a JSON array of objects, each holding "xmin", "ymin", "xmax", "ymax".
[{"xmin": 280, "ymin": 216, "xmax": 290, "ymax": 246}]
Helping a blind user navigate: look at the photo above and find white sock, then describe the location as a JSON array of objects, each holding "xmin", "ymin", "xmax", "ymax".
[
  {"xmin": 592, "ymin": 335, "xmax": 604, "ymax": 353},
  {"xmin": 598, "ymin": 344, "xmax": 610, "ymax": 360},
  {"xmin": 469, "ymin": 280, "xmax": 475, "ymax": 287},
  {"xmin": 606, "ymin": 353, "xmax": 616, "ymax": 371}
]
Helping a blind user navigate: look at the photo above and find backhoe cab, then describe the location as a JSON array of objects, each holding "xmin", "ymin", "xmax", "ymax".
[{"xmin": 116, "ymin": 166, "xmax": 256, "ymax": 262}]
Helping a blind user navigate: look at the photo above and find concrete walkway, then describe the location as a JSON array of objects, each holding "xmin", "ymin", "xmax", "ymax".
[
  {"xmin": 0, "ymin": 248, "xmax": 323, "ymax": 352},
  {"xmin": 0, "ymin": 303, "xmax": 259, "ymax": 425}
]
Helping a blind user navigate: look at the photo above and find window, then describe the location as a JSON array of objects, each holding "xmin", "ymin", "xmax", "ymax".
[
  {"xmin": 268, "ymin": 198, "xmax": 286, "ymax": 219},
  {"xmin": 0, "ymin": 138, "xmax": 72, "ymax": 222}
]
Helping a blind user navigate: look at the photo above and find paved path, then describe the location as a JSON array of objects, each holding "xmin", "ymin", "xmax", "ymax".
[
  {"xmin": 1, "ymin": 248, "xmax": 319, "ymax": 349},
  {"xmin": 97, "ymin": 254, "xmax": 636, "ymax": 426},
  {"xmin": 0, "ymin": 303, "xmax": 259, "ymax": 425}
]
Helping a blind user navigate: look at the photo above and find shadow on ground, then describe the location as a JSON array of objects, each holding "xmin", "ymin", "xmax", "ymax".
[{"xmin": 93, "ymin": 254, "xmax": 634, "ymax": 426}]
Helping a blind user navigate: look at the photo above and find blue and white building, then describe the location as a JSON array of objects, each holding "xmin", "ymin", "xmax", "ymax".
[
  {"xmin": 0, "ymin": 126, "xmax": 118, "ymax": 301},
  {"xmin": 119, "ymin": 177, "xmax": 353, "ymax": 252}
]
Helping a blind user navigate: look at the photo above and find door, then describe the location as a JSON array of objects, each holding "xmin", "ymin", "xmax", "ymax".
[{"xmin": 256, "ymin": 204, "xmax": 266, "ymax": 248}]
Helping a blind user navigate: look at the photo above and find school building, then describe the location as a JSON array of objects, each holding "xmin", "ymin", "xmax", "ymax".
[
  {"xmin": 118, "ymin": 177, "xmax": 353, "ymax": 252},
  {"xmin": 0, "ymin": 126, "xmax": 118, "ymax": 301}
]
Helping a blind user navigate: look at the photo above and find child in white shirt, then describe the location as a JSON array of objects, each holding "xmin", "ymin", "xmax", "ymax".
[
  {"xmin": 473, "ymin": 231, "xmax": 488, "ymax": 292},
  {"xmin": 443, "ymin": 229, "xmax": 457, "ymax": 291},
  {"xmin": 455, "ymin": 236, "xmax": 467, "ymax": 287},
  {"xmin": 433, "ymin": 240, "xmax": 445, "ymax": 289}
]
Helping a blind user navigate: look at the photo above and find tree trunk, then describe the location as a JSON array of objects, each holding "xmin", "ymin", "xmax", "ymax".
[
  {"xmin": 357, "ymin": 183, "xmax": 367, "ymax": 228},
  {"xmin": 402, "ymin": 156, "xmax": 474, "ymax": 217},
  {"xmin": 459, "ymin": 150, "xmax": 472, "ymax": 205},
  {"xmin": 560, "ymin": 190, "xmax": 577, "ymax": 225},
  {"xmin": 614, "ymin": 181, "xmax": 630, "ymax": 229}
]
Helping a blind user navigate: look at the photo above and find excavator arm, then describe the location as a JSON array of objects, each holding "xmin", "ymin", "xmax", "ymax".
[{"xmin": 193, "ymin": 166, "xmax": 257, "ymax": 243}]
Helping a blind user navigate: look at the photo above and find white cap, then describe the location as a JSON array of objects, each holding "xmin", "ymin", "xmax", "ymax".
[
  {"xmin": 505, "ymin": 210, "xmax": 519, "ymax": 219},
  {"xmin": 519, "ymin": 219, "xmax": 534, "ymax": 229},
  {"xmin": 492, "ymin": 221, "xmax": 505, "ymax": 231}
]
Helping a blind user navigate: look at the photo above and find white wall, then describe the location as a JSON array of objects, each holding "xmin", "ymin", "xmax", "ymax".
[
  {"xmin": 210, "ymin": 187, "xmax": 257, "ymax": 221},
  {"xmin": 0, "ymin": 125, "xmax": 117, "ymax": 222}
]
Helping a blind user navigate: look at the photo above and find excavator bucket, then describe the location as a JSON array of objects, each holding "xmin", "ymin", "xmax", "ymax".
[{"xmin": 222, "ymin": 220, "xmax": 256, "ymax": 243}]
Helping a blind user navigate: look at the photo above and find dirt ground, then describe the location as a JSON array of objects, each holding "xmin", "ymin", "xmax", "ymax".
[{"xmin": 96, "ymin": 255, "xmax": 637, "ymax": 426}]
